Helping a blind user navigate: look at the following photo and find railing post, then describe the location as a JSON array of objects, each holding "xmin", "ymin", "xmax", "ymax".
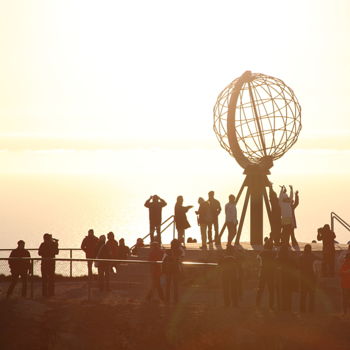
[
  {"xmin": 87, "ymin": 268, "xmax": 91, "ymax": 301},
  {"xmin": 30, "ymin": 259, "xmax": 34, "ymax": 299},
  {"xmin": 70, "ymin": 249, "xmax": 73, "ymax": 278},
  {"xmin": 173, "ymin": 220, "xmax": 175, "ymax": 240}
]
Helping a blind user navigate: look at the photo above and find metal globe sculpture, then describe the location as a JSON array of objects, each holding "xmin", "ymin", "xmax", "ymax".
[
  {"xmin": 213, "ymin": 71, "xmax": 302, "ymax": 245},
  {"xmin": 214, "ymin": 70, "xmax": 301, "ymax": 169}
]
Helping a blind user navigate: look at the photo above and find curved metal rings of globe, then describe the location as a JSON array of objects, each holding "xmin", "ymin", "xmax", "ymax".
[{"xmin": 213, "ymin": 72, "xmax": 302, "ymax": 169}]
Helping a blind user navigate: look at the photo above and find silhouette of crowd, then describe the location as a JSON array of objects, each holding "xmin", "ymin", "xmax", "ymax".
[{"xmin": 5, "ymin": 190, "xmax": 350, "ymax": 316}]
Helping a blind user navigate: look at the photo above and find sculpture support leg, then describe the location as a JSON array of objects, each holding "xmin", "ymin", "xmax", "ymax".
[{"xmin": 250, "ymin": 188, "xmax": 263, "ymax": 245}]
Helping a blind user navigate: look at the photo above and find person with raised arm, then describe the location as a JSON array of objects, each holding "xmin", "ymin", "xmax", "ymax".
[
  {"xmin": 279, "ymin": 185, "xmax": 293, "ymax": 246},
  {"xmin": 144, "ymin": 195, "xmax": 167, "ymax": 243}
]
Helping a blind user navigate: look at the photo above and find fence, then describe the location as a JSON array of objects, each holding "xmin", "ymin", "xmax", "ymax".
[{"xmin": 0, "ymin": 257, "xmax": 219, "ymax": 301}]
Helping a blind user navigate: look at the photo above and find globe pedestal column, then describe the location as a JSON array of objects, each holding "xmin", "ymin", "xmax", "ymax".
[{"xmin": 233, "ymin": 166, "xmax": 272, "ymax": 246}]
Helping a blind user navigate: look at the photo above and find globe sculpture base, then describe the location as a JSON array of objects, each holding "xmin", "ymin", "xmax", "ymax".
[{"xmin": 220, "ymin": 165, "xmax": 272, "ymax": 246}]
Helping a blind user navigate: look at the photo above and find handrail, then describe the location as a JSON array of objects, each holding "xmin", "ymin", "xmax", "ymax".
[
  {"xmin": 0, "ymin": 257, "xmax": 217, "ymax": 266},
  {"xmin": 331, "ymin": 212, "xmax": 350, "ymax": 233},
  {"xmin": 130, "ymin": 215, "xmax": 175, "ymax": 249}
]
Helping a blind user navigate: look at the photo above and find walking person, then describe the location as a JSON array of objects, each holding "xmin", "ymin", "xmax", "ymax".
[
  {"xmin": 256, "ymin": 238, "xmax": 276, "ymax": 310},
  {"xmin": 269, "ymin": 185, "xmax": 281, "ymax": 245},
  {"xmin": 195, "ymin": 197, "xmax": 211, "ymax": 249},
  {"xmin": 174, "ymin": 196, "xmax": 193, "ymax": 244},
  {"xmin": 81, "ymin": 229, "xmax": 99, "ymax": 277},
  {"xmin": 106, "ymin": 232, "xmax": 119, "ymax": 274},
  {"xmin": 163, "ymin": 239, "xmax": 184, "ymax": 304},
  {"xmin": 96, "ymin": 234, "xmax": 111, "ymax": 291},
  {"xmin": 225, "ymin": 194, "xmax": 238, "ymax": 246},
  {"xmin": 317, "ymin": 224, "xmax": 336, "ymax": 277},
  {"xmin": 144, "ymin": 195, "xmax": 167, "ymax": 243},
  {"xmin": 299, "ymin": 244, "xmax": 318, "ymax": 313},
  {"xmin": 340, "ymin": 253, "xmax": 350, "ymax": 316},
  {"xmin": 38, "ymin": 233, "xmax": 59, "ymax": 297},
  {"xmin": 146, "ymin": 241, "xmax": 164, "ymax": 301},
  {"xmin": 276, "ymin": 245, "xmax": 297, "ymax": 312},
  {"xmin": 220, "ymin": 246, "xmax": 240, "ymax": 307},
  {"xmin": 207, "ymin": 191, "xmax": 221, "ymax": 244},
  {"xmin": 6, "ymin": 240, "xmax": 31, "ymax": 298}
]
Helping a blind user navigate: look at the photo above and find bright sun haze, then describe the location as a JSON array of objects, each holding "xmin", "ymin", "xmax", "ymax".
[{"xmin": 0, "ymin": 0, "xmax": 349, "ymax": 247}]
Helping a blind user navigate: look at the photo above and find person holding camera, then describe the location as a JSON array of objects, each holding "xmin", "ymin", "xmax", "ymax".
[
  {"xmin": 144, "ymin": 195, "xmax": 167, "ymax": 243},
  {"xmin": 38, "ymin": 233, "xmax": 59, "ymax": 297}
]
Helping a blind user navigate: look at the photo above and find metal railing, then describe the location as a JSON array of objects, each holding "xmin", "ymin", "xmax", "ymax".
[
  {"xmin": 0, "ymin": 257, "xmax": 218, "ymax": 300},
  {"xmin": 331, "ymin": 212, "xmax": 350, "ymax": 234},
  {"xmin": 130, "ymin": 215, "xmax": 176, "ymax": 249}
]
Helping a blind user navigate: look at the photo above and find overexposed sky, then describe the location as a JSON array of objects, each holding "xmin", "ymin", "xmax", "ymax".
[
  {"xmin": 0, "ymin": 0, "xmax": 349, "ymax": 147},
  {"xmin": 0, "ymin": 0, "xmax": 350, "ymax": 245}
]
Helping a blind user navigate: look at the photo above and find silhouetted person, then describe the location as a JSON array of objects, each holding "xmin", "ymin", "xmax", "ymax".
[
  {"xmin": 279, "ymin": 185, "xmax": 294, "ymax": 246},
  {"xmin": 7, "ymin": 240, "xmax": 31, "ymax": 298},
  {"xmin": 117, "ymin": 238, "xmax": 130, "ymax": 260},
  {"xmin": 225, "ymin": 194, "xmax": 238, "ymax": 246},
  {"xmin": 146, "ymin": 241, "xmax": 164, "ymax": 301},
  {"xmin": 299, "ymin": 244, "xmax": 318, "ymax": 313},
  {"xmin": 174, "ymin": 196, "xmax": 193, "ymax": 243},
  {"xmin": 317, "ymin": 224, "xmax": 336, "ymax": 277},
  {"xmin": 269, "ymin": 185, "xmax": 281, "ymax": 245},
  {"xmin": 340, "ymin": 253, "xmax": 350, "ymax": 315},
  {"xmin": 220, "ymin": 246, "xmax": 239, "ymax": 307},
  {"xmin": 187, "ymin": 237, "xmax": 193, "ymax": 243},
  {"xmin": 163, "ymin": 239, "xmax": 184, "ymax": 303},
  {"xmin": 96, "ymin": 234, "xmax": 111, "ymax": 291},
  {"xmin": 81, "ymin": 229, "xmax": 99, "ymax": 277},
  {"xmin": 290, "ymin": 190, "xmax": 299, "ymax": 247},
  {"xmin": 207, "ymin": 191, "xmax": 221, "ymax": 244},
  {"xmin": 195, "ymin": 197, "xmax": 211, "ymax": 249},
  {"xmin": 131, "ymin": 238, "xmax": 144, "ymax": 256},
  {"xmin": 145, "ymin": 195, "xmax": 167, "ymax": 243},
  {"xmin": 276, "ymin": 245, "xmax": 296, "ymax": 311},
  {"xmin": 106, "ymin": 231, "xmax": 119, "ymax": 273},
  {"xmin": 256, "ymin": 239, "xmax": 276, "ymax": 309},
  {"xmin": 38, "ymin": 233, "xmax": 59, "ymax": 297}
]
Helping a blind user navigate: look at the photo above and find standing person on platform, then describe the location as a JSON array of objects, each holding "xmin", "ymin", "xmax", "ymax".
[
  {"xmin": 290, "ymin": 190, "xmax": 300, "ymax": 247},
  {"xmin": 38, "ymin": 233, "xmax": 59, "ymax": 297},
  {"xmin": 174, "ymin": 196, "xmax": 193, "ymax": 244},
  {"xmin": 163, "ymin": 239, "xmax": 184, "ymax": 304},
  {"xmin": 299, "ymin": 244, "xmax": 318, "ymax": 313},
  {"xmin": 196, "ymin": 197, "xmax": 212, "ymax": 250},
  {"xmin": 207, "ymin": 191, "xmax": 221, "ymax": 244},
  {"xmin": 340, "ymin": 253, "xmax": 350, "ymax": 316},
  {"xmin": 225, "ymin": 194, "xmax": 238, "ymax": 246},
  {"xmin": 279, "ymin": 185, "xmax": 294, "ymax": 246},
  {"xmin": 269, "ymin": 185, "xmax": 281, "ymax": 245},
  {"xmin": 6, "ymin": 240, "xmax": 31, "ymax": 298},
  {"xmin": 256, "ymin": 238, "xmax": 276, "ymax": 310},
  {"xmin": 81, "ymin": 229, "xmax": 99, "ymax": 277},
  {"xmin": 317, "ymin": 224, "xmax": 336, "ymax": 277},
  {"xmin": 144, "ymin": 195, "xmax": 167, "ymax": 243},
  {"xmin": 146, "ymin": 241, "xmax": 164, "ymax": 301}
]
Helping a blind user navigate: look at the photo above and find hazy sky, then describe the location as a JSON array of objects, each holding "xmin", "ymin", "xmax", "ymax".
[{"xmin": 0, "ymin": 0, "xmax": 349, "ymax": 244}]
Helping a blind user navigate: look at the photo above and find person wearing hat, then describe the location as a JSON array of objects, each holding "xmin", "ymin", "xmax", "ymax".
[
  {"xmin": 340, "ymin": 253, "xmax": 350, "ymax": 315},
  {"xmin": 7, "ymin": 240, "xmax": 31, "ymax": 298},
  {"xmin": 38, "ymin": 233, "xmax": 59, "ymax": 297}
]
